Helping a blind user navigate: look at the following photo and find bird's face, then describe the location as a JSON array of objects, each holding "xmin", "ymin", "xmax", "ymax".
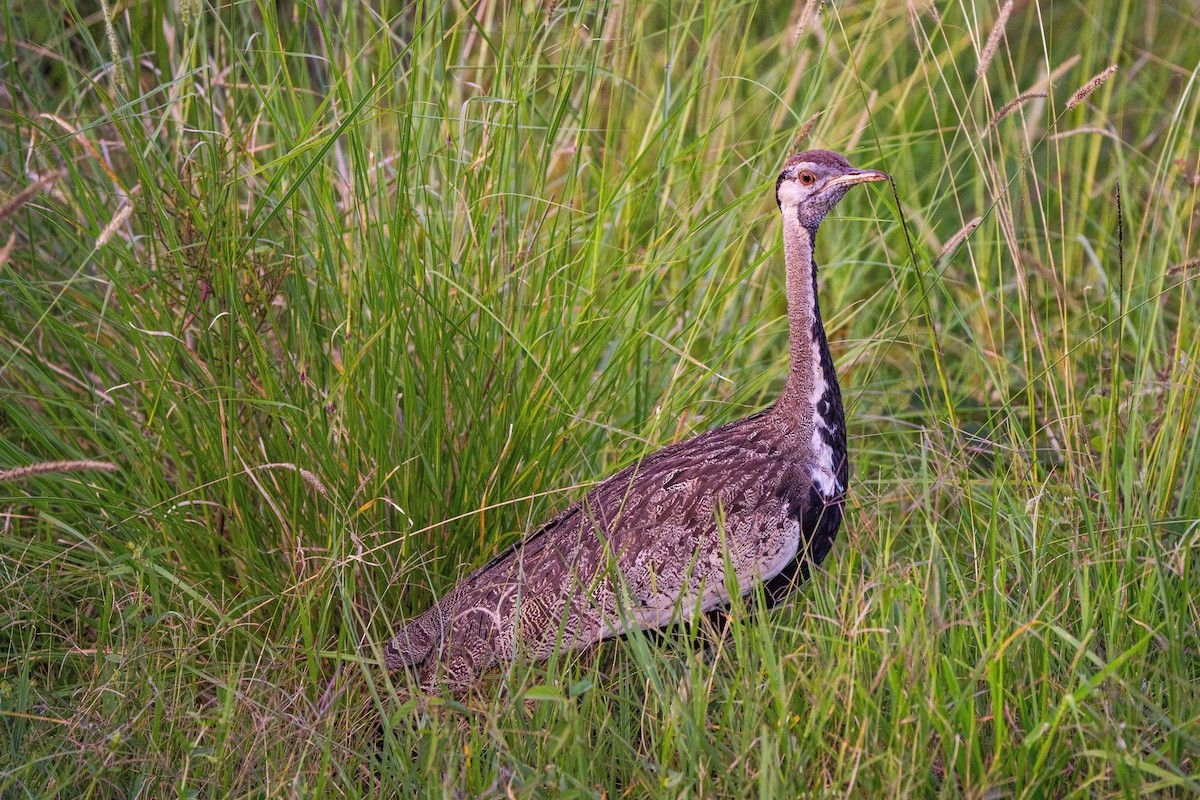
[{"xmin": 775, "ymin": 150, "xmax": 889, "ymax": 230}]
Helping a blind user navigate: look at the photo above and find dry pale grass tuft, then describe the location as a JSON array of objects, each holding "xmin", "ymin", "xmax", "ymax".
[
  {"xmin": 4, "ymin": 1, "xmax": 1198, "ymax": 796},
  {"xmin": 0, "ymin": 460, "xmax": 118, "ymax": 483},
  {"xmin": 977, "ymin": 0, "xmax": 1014, "ymax": 77},
  {"xmin": 1066, "ymin": 64, "xmax": 1118, "ymax": 110}
]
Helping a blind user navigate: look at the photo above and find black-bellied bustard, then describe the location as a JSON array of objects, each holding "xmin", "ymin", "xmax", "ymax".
[{"xmin": 383, "ymin": 150, "xmax": 888, "ymax": 690}]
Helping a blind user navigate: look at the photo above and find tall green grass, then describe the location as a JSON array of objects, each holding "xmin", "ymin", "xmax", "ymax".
[{"xmin": 2, "ymin": 0, "xmax": 1198, "ymax": 795}]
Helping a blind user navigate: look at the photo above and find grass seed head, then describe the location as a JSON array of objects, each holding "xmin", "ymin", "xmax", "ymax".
[
  {"xmin": 1066, "ymin": 64, "xmax": 1119, "ymax": 110},
  {"xmin": 0, "ymin": 460, "xmax": 118, "ymax": 483},
  {"xmin": 977, "ymin": 0, "xmax": 1015, "ymax": 77},
  {"xmin": 937, "ymin": 216, "xmax": 983, "ymax": 263},
  {"xmin": 985, "ymin": 90, "xmax": 1048, "ymax": 134}
]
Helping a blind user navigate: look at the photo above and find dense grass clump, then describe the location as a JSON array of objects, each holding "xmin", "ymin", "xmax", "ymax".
[{"xmin": 2, "ymin": 0, "xmax": 1198, "ymax": 795}]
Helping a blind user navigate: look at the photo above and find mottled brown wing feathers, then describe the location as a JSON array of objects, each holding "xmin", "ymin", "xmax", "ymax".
[
  {"xmin": 383, "ymin": 410, "xmax": 798, "ymax": 682},
  {"xmin": 382, "ymin": 614, "xmax": 434, "ymax": 668}
]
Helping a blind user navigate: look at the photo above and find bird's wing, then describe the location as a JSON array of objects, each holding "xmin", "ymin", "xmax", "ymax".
[
  {"xmin": 386, "ymin": 410, "xmax": 813, "ymax": 678},
  {"xmin": 443, "ymin": 412, "xmax": 801, "ymax": 644}
]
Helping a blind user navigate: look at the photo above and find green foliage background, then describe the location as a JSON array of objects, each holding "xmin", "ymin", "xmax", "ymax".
[{"xmin": 1, "ymin": 0, "xmax": 1198, "ymax": 795}]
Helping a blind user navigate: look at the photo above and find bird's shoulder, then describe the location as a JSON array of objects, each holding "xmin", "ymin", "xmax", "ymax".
[
  {"xmin": 591, "ymin": 409, "xmax": 784, "ymax": 498},
  {"xmin": 588, "ymin": 408, "xmax": 813, "ymax": 533}
]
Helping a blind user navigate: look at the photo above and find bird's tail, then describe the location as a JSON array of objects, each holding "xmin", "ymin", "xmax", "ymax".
[{"xmin": 382, "ymin": 605, "xmax": 441, "ymax": 670}]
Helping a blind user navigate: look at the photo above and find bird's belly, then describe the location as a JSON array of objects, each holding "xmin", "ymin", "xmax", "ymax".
[
  {"xmin": 627, "ymin": 512, "xmax": 802, "ymax": 629},
  {"xmin": 752, "ymin": 515, "xmax": 803, "ymax": 585}
]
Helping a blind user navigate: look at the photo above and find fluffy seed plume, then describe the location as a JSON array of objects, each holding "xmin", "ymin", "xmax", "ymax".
[
  {"xmin": 1066, "ymin": 64, "xmax": 1118, "ymax": 110},
  {"xmin": 99, "ymin": 0, "xmax": 126, "ymax": 92},
  {"xmin": 977, "ymin": 0, "xmax": 1014, "ymax": 77},
  {"xmin": 937, "ymin": 216, "xmax": 983, "ymax": 263},
  {"xmin": 0, "ymin": 460, "xmax": 118, "ymax": 483},
  {"xmin": 985, "ymin": 90, "xmax": 1047, "ymax": 133},
  {"xmin": 794, "ymin": 0, "xmax": 827, "ymax": 39}
]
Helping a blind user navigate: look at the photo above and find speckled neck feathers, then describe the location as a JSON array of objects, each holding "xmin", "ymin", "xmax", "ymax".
[{"xmin": 774, "ymin": 196, "xmax": 846, "ymax": 500}]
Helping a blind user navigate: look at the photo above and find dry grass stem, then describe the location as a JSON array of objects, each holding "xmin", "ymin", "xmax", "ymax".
[
  {"xmin": 937, "ymin": 216, "xmax": 983, "ymax": 262},
  {"xmin": 0, "ymin": 231, "xmax": 15, "ymax": 270},
  {"xmin": 1045, "ymin": 54, "xmax": 1081, "ymax": 86},
  {"xmin": 4, "ymin": 2, "xmax": 1198, "ymax": 795},
  {"xmin": 1030, "ymin": 54, "xmax": 1081, "ymax": 93},
  {"xmin": 0, "ymin": 169, "xmax": 65, "ymax": 226},
  {"xmin": 1066, "ymin": 64, "xmax": 1118, "ymax": 110},
  {"xmin": 0, "ymin": 460, "xmax": 118, "ymax": 483},
  {"xmin": 845, "ymin": 90, "xmax": 877, "ymax": 151},
  {"xmin": 986, "ymin": 90, "xmax": 1047, "ymax": 132},
  {"xmin": 977, "ymin": 0, "xmax": 1014, "ymax": 77},
  {"xmin": 96, "ymin": 201, "xmax": 134, "ymax": 247},
  {"xmin": 1050, "ymin": 126, "xmax": 1122, "ymax": 143}
]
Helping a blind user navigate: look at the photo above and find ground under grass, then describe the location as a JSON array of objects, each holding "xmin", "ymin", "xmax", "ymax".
[{"xmin": 2, "ymin": 0, "xmax": 1198, "ymax": 796}]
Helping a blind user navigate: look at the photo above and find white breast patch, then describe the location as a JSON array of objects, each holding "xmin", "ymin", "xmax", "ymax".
[{"xmin": 808, "ymin": 341, "xmax": 841, "ymax": 498}]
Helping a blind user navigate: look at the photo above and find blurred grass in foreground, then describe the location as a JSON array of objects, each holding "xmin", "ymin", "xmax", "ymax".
[{"xmin": 2, "ymin": 0, "xmax": 1198, "ymax": 795}]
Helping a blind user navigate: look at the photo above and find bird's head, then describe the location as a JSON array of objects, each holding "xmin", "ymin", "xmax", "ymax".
[{"xmin": 775, "ymin": 150, "xmax": 888, "ymax": 230}]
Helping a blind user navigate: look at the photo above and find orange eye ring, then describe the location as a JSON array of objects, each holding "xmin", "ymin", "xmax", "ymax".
[{"xmin": 798, "ymin": 170, "xmax": 817, "ymax": 186}]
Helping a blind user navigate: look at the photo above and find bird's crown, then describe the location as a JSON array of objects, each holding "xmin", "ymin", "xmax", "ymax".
[{"xmin": 781, "ymin": 150, "xmax": 852, "ymax": 172}]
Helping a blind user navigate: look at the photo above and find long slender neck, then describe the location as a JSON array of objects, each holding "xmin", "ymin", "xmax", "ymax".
[
  {"xmin": 775, "ymin": 207, "xmax": 847, "ymax": 497},
  {"xmin": 778, "ymin": 211, "xmax": 833, "ymax": 413}
]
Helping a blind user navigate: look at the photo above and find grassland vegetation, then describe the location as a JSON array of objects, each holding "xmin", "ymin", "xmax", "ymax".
[{"xmin": 1, "ymin": 0, "xmax": 1198, "ymax": 795}]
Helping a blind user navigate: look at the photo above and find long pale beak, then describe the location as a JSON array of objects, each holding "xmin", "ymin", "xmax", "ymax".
[{"xmin": 827, "ymin": 168, "xmax": 890, "ymax": 189}]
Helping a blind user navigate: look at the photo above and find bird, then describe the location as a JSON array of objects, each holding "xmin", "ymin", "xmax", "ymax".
[{"xmin": 383, "ymin": 150, "xmax": 888, "ymax": 690}]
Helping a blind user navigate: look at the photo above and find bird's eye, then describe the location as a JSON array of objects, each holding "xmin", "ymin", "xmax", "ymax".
[{"xmin": 798, "ymin": 170, "xmax": 817, "ymax": 186}]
